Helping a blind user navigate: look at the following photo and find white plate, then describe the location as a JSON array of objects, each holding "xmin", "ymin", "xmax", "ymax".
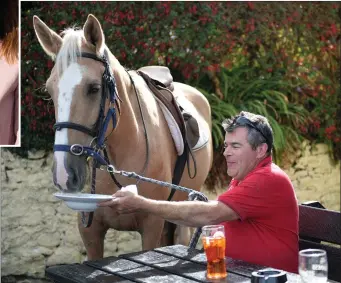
[{"xmin": 54, "ymin": 193, "xmax": 114, "ymax": 212}]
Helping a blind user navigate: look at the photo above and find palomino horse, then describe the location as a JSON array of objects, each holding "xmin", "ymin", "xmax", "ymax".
[{"xmin": 33, "ymin": 14, "xmax": 213, "ymax": 260}]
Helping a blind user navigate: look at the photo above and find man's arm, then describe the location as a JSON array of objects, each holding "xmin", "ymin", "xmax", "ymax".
[
  {"xmin": 98, "ymin": 191, "xmax": 239, "ymax": 227},
  {"xmin": 142, "ymin": 198, "xmax": 239, "ymax": 227}
]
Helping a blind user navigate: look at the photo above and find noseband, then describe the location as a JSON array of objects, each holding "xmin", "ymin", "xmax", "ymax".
[{"xmin": 53, "ymin": 51, "xmax": 123, "ymax": 227}]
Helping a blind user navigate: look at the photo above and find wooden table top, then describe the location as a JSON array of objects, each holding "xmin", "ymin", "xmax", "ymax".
[{"xmin": 46, "ymin": 244, "xmax": 339, "ymax": 283}]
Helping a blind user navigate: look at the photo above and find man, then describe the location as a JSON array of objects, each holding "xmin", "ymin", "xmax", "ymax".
[{"xmin": 98, "ymin": 111, "xmax": 299, "ymax": 273}]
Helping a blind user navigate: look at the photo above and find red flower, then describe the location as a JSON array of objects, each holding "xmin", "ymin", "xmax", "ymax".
[
  {"xmin": 172, "ymin": 19, "xmax": 177, "ymax": 27},
  {"xmin": 330, "ymin": 24, "xmax": 338, "ymax": 36},
  {"xmin": 325, "ymin": 125, "xmax": 336, "ymax": 135},
  {"xmin": 189, "ymin": 5, "xmax": 197, "ymax": 14}
]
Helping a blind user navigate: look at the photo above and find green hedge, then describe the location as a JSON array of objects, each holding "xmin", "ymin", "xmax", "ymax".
[{"xmin": 19, "ymin": 2, "xmax": 340, "ymax": 163}]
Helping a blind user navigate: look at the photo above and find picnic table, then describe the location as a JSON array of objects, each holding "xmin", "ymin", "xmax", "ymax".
[{"xmin": 46, "ymin": 244, "xmax": 339, "ymax": 283}]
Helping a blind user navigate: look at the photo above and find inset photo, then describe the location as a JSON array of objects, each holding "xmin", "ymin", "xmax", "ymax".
[{"xmin": 0, "ymin": 0, "xmax": 19, "ymax": 146}]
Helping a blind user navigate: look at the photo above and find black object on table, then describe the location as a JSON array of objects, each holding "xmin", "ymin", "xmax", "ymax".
[{"xmin": 46, "ymin": 244, "xmax": 339, "ymax": 283}]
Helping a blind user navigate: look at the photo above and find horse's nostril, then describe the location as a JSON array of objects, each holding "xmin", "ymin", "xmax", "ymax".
[{"xmin": 67, "ymin": 166, "xmax": 80, "ymax": 191}]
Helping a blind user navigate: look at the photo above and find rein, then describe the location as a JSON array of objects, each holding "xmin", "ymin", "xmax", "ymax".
[{"xmin": 107, "ymin": 167, "xmax": 208, "ymax": 248}]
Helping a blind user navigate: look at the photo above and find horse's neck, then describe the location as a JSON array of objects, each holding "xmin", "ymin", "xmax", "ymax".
[{"xmin": 105, "ymin": 56, "xmax": 149, "ymax": 171}]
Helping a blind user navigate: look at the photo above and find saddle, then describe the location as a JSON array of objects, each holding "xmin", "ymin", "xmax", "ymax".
[
  {"xmin": 137, "ymin": 66, "xmax": 200, "ymax": 150},
  {"xmin": 137, "ymin": 66, "xmax": 201, "ymax": 200}
]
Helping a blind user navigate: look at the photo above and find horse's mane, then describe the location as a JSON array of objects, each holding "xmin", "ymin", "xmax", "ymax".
[{"xmin": 56, "ymin": 28, "xmax": 84, "ymax": 77}]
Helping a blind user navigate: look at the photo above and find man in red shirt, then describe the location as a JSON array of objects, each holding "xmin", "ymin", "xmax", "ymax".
[{"xmin": 99, "ymin": 111, "xmax": 299, "ymax": 273}]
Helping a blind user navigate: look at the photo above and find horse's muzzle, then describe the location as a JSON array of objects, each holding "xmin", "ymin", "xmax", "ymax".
[{"xmin": 53, "ymin": 153, "xmax": 87, "ymax": 192}]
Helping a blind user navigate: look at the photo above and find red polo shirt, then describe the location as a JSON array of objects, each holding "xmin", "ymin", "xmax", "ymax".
[{"xmin": 217, "ymin": 156, "xmax": 299, "ymax": 273}]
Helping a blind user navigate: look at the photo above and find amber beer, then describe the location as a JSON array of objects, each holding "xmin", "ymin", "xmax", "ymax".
[{"xmin": 202, "ymin": 225, "xmax": 227, "ymax": 279}]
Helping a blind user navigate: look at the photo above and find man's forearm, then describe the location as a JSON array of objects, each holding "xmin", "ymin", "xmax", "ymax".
[{"xmin": 140, "ymin": 199, "xmax": 222, "ymax": 227}]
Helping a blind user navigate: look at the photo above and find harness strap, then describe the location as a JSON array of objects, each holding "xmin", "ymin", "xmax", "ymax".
[
  {"xmin": 126, "ymin": 70, "xmax": 150, "ymax": 182},
  {"xmin": 53, "ymin": 122, "xmax": 96, "ymax": 137},
  {"xmin": 103, "ymin": 148, "xmax": 123, "ymax": 189},
  {"xmin": 77, "ymin": 52, "xmax": 106, "ymax": 63},
  {"xmin": 97, "ymin": 107, "xmax": 117, "ymax": 148},
  {"xmin": 53, "ymin": 144, "xmax": 108, "ymax": 166},
  {"xmin": 168, "ymin": 155, "xmax": 186, "ymax": 200},
  {"xmin": 81, "ymin": 157, "xmax": 97, "ymax": 227}
]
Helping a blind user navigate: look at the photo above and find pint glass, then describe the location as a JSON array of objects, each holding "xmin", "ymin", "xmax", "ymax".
[{"xmin": 202, "ymin": 225, "xmax": 227, "ymax": 279}]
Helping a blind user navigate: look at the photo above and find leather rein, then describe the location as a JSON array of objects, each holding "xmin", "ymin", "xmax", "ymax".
[{"xmin": 53, "ymin": 51, "xmax": 150, "ymax": 227}]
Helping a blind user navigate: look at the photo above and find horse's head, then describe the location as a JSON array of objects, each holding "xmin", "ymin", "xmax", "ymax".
[{"xmin": 33, "ymin": 14, "xmax": 120, "ymax": 192}]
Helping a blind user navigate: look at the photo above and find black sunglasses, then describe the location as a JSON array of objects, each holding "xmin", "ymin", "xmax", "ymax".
[{"xmin": 232, "ymin": 116, "xmax": 272, "ymax": 149}]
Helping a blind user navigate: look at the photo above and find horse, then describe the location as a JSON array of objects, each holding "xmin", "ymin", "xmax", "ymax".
[{"xmin": 33, "ymin": 14, "xmax": 213, "ymax": 260}]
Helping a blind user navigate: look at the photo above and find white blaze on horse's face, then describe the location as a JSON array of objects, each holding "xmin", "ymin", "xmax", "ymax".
[{"xmin": 54, "ymin": 62, "xmax": 84, "ymax": 191}]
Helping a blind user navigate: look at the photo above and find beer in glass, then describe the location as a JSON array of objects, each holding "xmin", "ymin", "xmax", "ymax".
[{"xmin": 202, "ymin": 225, "xmax": 227, "ymax": 279}]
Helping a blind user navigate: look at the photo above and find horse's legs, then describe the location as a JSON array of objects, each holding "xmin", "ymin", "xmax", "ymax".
[
  {"xmin": 140, "ymin": 215, "xmax": 165, "ymax": 250},
  {"xmin": 160, "ymin": 221, "xmax": 176, "ymax": 246},
  {"xmin": 78, "ymin": 214, "xmax": 107, "ymax": 260},
  {"xmin": 174, "ymin": 225, "xmax": 193, "ymax": 246}
]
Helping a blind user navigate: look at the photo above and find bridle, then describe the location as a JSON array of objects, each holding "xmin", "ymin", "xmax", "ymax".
[
  {"xmin": 53, "ymin": 50, "xmax": 124, "ymax": 227},
  {"xmin": 54, "ymin": 51, "xmax": 121, "ymax": 168}
]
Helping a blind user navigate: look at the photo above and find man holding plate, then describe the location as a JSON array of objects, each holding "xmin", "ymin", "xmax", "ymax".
[{"xmin": 98, "ymin": 111, "xmax": 299, "ymax": 273}]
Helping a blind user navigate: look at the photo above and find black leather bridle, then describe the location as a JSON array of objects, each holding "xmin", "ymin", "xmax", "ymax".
[{"xmin": 53, "ymin": 51, "xmax": 123, "ymax": 227}]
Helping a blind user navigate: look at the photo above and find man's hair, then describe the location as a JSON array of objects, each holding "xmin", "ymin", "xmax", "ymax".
[
  {"xmin": 0, "ymin": 0, "xmax": 18, "ymax": 64},
  {"xmin": 222, "ymin": 111, "xmax": 273, "ymax": 154}
]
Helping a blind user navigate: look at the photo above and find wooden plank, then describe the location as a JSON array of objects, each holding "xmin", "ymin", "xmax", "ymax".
[
  {"xmin": 154, "ymin": 245, "xmax": 309, "ymax": 283},
  {"xmin": 155, "ymin": 244, "xmax": 266, "ymax": 278},
  {"xmin": 155, "ymin": 245, "xmax": 206, "ymax": 264},
  {"xmin": 85, "ymin": 256, "xmax": 198, "ymax": 283},
  {"xmin": 299, "ymin": 205, "xmax": 341, "ymax": 244},
  {"xmin": 119, "ymin": 249, "xmax": 250, "ymax": 283},
  {"xmin": 46, "ymin": 264, "xmax": 133, "ymax": 283}
]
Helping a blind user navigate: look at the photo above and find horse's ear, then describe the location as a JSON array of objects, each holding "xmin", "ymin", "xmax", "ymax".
[
  {"xmin": 33, "ymin": 15, "xmax": 62, "ymax": 60},
  {"xmin": 83, "ymin": 14, "xmax": 105, "ymax": 55}
]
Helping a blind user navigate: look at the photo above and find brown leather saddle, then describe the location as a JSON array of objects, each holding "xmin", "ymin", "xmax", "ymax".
[
  {"xmin": 137, "ymin": 66, "xmax": 200, "ymax": 199},
  {"xmin": 137, "ymin": 66, "xmax": 200, "ymax": 149}
]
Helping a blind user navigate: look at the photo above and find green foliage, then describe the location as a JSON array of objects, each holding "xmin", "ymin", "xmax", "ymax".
[
  {"xmin": 18, "ymin": 1, "xmax": 340, "ymax": 165},
  {"xmin": 197, "ymin": 66, "xmax": 308, "ymax": 163}
]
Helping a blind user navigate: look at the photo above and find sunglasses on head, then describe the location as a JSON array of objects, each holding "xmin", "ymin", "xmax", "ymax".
[{"xmin": 232, "ymin": 116, "xmax": 271, "ymax": 149}]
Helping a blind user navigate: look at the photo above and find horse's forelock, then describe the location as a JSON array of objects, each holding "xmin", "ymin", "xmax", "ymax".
[{"xmin": 56, "ymin": 28, "xmax": 84, "ymax": 77}]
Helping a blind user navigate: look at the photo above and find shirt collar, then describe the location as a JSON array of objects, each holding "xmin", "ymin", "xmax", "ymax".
[{"xmin": 230, "ymin": 155, "xmax": 272, "ymax": 185}]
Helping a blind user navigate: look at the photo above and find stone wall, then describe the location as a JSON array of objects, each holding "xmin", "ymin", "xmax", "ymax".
[
  {"xmin": 1, "ymin": 142, "xmax": 339, "ymax": 279},
  {"xmin": 1, "ymin": 150, "xmax": 142, "ymax": 279},
  {"xmin": 283, "ymin": 142, "xmax": 340, "ymax": 211}
]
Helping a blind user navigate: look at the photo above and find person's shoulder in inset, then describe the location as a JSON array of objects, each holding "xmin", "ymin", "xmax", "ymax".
[
  {"xmin": 0, "ymin": 0, "xmax": 20, "ymax": 146},
  {"xmin": 0, "ymin": 46, "xmax": 19, "ymax": 96},
  {"xmin": 0, "ymin": 43, "xmax": 19, "ymax": 147}
]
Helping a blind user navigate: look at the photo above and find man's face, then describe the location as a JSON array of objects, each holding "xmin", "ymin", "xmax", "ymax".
[{"xmin": 223, "ymin": 127, "xmax": 259, "ymax": 181}]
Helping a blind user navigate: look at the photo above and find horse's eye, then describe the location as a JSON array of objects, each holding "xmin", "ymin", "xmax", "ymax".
[{"xmin": 88, "ymin": 84, "xmax": 101, "ymax": 95}]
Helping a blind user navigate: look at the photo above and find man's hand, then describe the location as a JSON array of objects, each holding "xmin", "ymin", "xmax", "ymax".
[{"xmin": 97, "ymin": 190, "xmax": 145, "ymax": 214}]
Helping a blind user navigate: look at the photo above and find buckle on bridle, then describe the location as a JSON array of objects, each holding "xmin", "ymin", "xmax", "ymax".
[{"xmin": 70, "ymin": 144, "xmax": 84, "ymax": 156}]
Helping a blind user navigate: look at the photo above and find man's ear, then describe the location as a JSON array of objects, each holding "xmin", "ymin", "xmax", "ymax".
[{"xmin": 256, "ymin": 143, "xmax": 268, "ymax": 159}]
